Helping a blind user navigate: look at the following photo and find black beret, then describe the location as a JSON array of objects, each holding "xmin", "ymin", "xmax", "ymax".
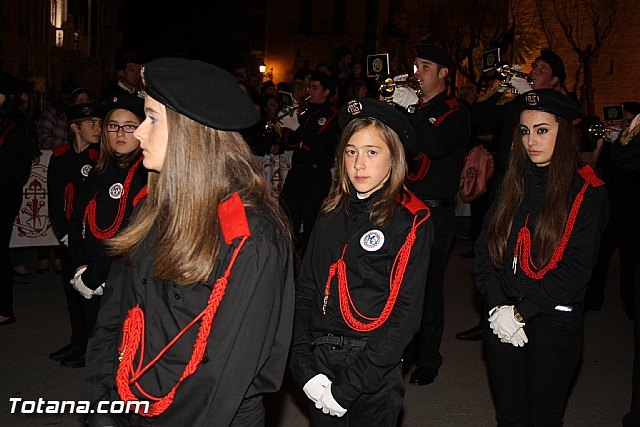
[
  {"xmin": 142, "ymin": 57, "xmax": 259, "ymax": 130},
  {"xmin": 538, "ymin": 49, "xmax": 566, "ymax": 83},
  {"xmin": 414, "ymin": 44, "xmax": 455, "ymax": 68},
  {"xmin": 0, "ymin": 71, "xmax": 20, "ymax": 95},
  {"xmin": 66, "ymin": 103, "xmax": 104, "ymax": 123},
  {"xmin": 339, "ymin": 98, "xmax": 417, "ymax": 148},
  {"xmin": 623, "ymin": 102, "xmax": 640, "ymax": 116},
  {"xmin": 310, "ymin": 71, "xmax": 336, "ymax": 92},
  {"xmin": 521, "ymin": 89, "xmax": 581, "ymax": 122},
  {"xmin": 103, "ymin": 93, "xmax": 145, "ymax": 121}
]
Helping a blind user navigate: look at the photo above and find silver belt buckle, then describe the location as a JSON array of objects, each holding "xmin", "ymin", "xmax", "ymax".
[{"xmin": 554, "ymin": 304, "xmax": 573, "ymax": 312}]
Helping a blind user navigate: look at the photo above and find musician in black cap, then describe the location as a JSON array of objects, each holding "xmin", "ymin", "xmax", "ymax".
[
  {"xmin": 392, "ymin": 44, "xmax": 470, "ymax": 385},
  {"xmin": 81, "ymin": 58, "xmax": 294, "ymax": 426},
  {"xmin": 456, "ymin": 48, "xmax": 568, "ymax": 342},
  {"xmin": 475, "ymin": 89, "xmax": 609, "ymax": 425},
  {"xmin": 47, "ymin": 103, "xmax": 102, "ymax": 365},
  {"xmin": 279, "ymin": 70, "xmax": 341, "ymax": 254},
  {"xmin": 289, "ymin": 98, "xmax": 433, "ymax": 425}
]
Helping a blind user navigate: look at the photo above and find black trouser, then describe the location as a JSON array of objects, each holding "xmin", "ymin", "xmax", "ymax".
[
  {"xmin": 414, "ymin": 205, "xmax": 456, "ymax": 371},
  {"xmin": 484, "ymin": 307, "xmax": 583, "ymax": 426},
  {"xmin": 281, "ymin": 165, "xmax": 332, "ymax": 253},
  {"xmin": 624, "ymin": 260, "xmax": 640, "ymax": 426},
  {"xmin": 309, "ymin": 344, "xmax": 405, "ymax": 427},
  {"xmin": 59, "ymin": 246, "xmax": 89, "ymax": 346},
  {"xmin": 0, "ymin": 187, "xmax": 23, "ymax": 317}
]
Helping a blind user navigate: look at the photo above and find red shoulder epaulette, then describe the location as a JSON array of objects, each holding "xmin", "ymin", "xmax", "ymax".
[
  {"xmin": 132, "ymin": 185, "xmax": 148, "ymax": 207},
  {"xmin": 432, "ymin": 98, "xmax": 460, "ymax": 127},
  {"xmin": 398, "ymin": 189, "xmax": 429, "ymax": 215},
  {"xmin": 217, "ymin": 192, "xmax": 251, "ymax": 244},
  {"xmin": 88, "ymin": 147, "xmax": 100, "ymax": 160},
  {"xmin": 578, "ymin": 164, "xmax": 605, "ymax": 187},
  {"xmin": 52, "ymin": 143, "xmax": 71, "ymax": 157}
]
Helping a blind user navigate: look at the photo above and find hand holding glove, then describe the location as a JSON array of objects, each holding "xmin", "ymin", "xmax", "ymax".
[
  {"xmin": 303, "ymin": 373, "xmax": 331, "ymax": 403},
  {"xmin": 59, "ymin": 234, "xmax": 69, "ymax": 247},
  {"xmin": 509, "ymin": 76, "xmax": 532, "ymax": 94},
  {"xmin": 392, "ymin": 87, "xmax": 419, "ymax": 110},
  {"xmin": 489, "ymin": 305, "xmax": 525, "ymax": 341},
  {"xmin": 315, "ymin": 383, "xmax": 347, "ymax": 417},
  {"xmin": 280, "ymin": 110, "xmax": 300, "ymax": 131},
  {"xmin": 71, "ymin": 266, "xmax": 104, "ymax": 299}
]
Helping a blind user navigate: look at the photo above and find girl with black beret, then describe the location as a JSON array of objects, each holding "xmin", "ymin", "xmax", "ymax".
[
  {"xmin": 289, "ymin": 98, "xmax": 433, "ymax": 425},
  {"xmin": 475, "ymin": 89, "xmax": 609, "ymax": 424}
]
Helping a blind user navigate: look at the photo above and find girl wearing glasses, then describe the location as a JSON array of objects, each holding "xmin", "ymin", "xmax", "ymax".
[{"xmin": 69, "ymin": 94, "xmax": 147, "ymax": 344}]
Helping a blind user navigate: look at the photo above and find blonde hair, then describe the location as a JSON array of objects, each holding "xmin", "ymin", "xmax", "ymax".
[
  {"xmin": 109, "ymin": 108, "xmax": 290, "ymax": 285},
  {"xmin": 321, "ymin": 118, "xmax": 407, "ymax": 227}
]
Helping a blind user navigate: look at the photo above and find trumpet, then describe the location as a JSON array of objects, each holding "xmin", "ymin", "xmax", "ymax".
[
  {"xmin": 494, "ymin": 62, "xmax": 534, "ymax": 93},
  {"xmin": 588, "ymin": 123, "xmax": 620, "ymax": 142},
  {"xmin": 379, "ymin": 77, "xmax": 423, "ymax": 105},
  {"xmin": 264, "ymin": 96, "xmax": 310, "ymax": 133}
]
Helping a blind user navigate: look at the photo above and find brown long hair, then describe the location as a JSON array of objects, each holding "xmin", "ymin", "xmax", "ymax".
[
  {"xmin": 487, "ymin": 114, "xmax": 580, "ymax": 267},
  {"xmin": 321, "ymin": 118, "xmax": 407, "ymax": 227},
  {"xmin": 93, "ymin": 108, "xmax": 142, "ymax": 175},
  {"xmin": 109, "ymin": 108, "xmax": 290, "ymax": 285}
]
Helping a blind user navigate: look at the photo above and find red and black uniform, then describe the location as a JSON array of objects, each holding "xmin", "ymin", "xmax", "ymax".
[
  {"xmin": 474, "ymin": 163, "xmax": 609, "ymax": 425},
  {"xmin": 400, "ymin": 91, "xmax": 470, "ymax": 378},
  {"xmin": 81, "ymin": 193, "xmax": 295, "ymax": 426},
  {"xmin": 281, "ymin": 102, "xmax": 340, "ymax": 252},
  {"xmin": 290, "ymin": 188, "xmax": 433, "ymax": 425},
  {"xmin": 47, "ymin": 142, "xmax": 99, "ymax": 346},
  {"xmin": 69, "ymin": 154, "xmax": 147, "ymax": 332}
]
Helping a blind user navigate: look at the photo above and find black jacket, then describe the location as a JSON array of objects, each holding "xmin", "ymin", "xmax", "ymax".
[
  {"xmin": 289, "ymin": 189, "xmax": 433, "ymax": 407},
  {"xmin": 474, "ymin": 163, "xmax": 609, "ymax": 322},
  {"xmin": 401, "ymin": 91, "xmax": 470, "ymax": 200},
  {"xmin": 82, "ymin": 195, "xmax": 295, "ymax": 426}
]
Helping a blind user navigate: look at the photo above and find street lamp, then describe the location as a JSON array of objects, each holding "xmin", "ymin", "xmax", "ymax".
[{"xmin": 259, "ymin": 64, "xmax": 273, "ymax": 81}]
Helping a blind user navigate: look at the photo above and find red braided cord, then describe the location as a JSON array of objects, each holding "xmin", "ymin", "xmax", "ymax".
[
  {"xmin": 116, "ymin": 236, "xmax": 247, "ymax": 417},
  {"xmin": 64, "ymin": 182, "xmax": 74, "ymax": 220},
  {"xmin": 514, "ymin": 181, "xmax": 590, "ymax": 279},
  {"xmin": 325, "ymin": 215, "xmax": 429, "ymax": 332},
  {"xmin": 84, "ymin": 156, "xmax": 143, "ymax": 240}
]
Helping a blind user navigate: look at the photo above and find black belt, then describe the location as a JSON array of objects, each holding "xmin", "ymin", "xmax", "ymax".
[
  {"xmin": 311, "ymin": 335, "xmax": 367, "ymax": 350},
  {"xmin": 422, "ymin": 198, "xmax": 453, "ymax": 208}
]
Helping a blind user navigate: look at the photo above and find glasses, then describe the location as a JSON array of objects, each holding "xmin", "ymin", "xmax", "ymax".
[{"xmin": 106, "ymin": 123, "xmax": 138, "ymax": 133}]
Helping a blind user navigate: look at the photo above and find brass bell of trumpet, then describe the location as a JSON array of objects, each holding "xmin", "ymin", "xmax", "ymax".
[
  {"xmin": 263, "ymin": 96, "xmax": 311, "ymax": 133},
  {"xmin": 494, "ymin": 62, "xmax": 534, "ymax": 93},
  {"xmin": 379, "ymin": 77, "xmax": 423, "ymax": 105},
  {"xmin": 588, "ymin": 123, "xmax": 620, "ymax": 142}
]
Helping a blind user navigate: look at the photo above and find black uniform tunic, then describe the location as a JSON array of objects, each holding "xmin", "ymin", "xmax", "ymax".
[
  {"xmin": 290, "ymin": 189, "xmax": 433, "ymax": 417},
  {"xmin": 70, "ymin": 154, "xmax": 147, "ymax": 290},
  {"xmin": 474, "ymin": 163, "xmax": 609, "ymax": 425},
  {"xmin": 82, "ymin": 197, "xmax": 295, "ymax": 426},
  {"xmin": 47, "ymin": 143, "xmax": 99, "ymax": 240}
]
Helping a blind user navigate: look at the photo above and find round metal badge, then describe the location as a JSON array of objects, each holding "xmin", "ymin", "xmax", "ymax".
[
  {"xmin": 109, "ymin": 183, "xmax": 124, "ymax": 199},
  {"xmin": 360, "ymin": 229, "xmax": 385, "ymax": 252},
  {"xmin": 318, "ymin": 117, "xmax": 327, "ymax": 126},
  {"xmin": 81, "ymin": 164, "xmax": 93, "ymax": 177}
]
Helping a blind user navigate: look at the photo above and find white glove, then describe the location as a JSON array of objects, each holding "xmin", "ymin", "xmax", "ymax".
[
  {"xmin": 630, "ymin": 113, "xmax": 640, "ymax": 131},
  {"xmin": 392, "ymin": 87, "xmax": 419, "ymax": 109},
  {"xmin": 71, "ymin": 266, "xmax": 104, "ymax": 299},
  {"xmin": 60, "ymin": 234, "xmax": 69, "ymax": 247},
  {"xmin": 510, "ymin": 76, "xmax": 532, "ymax": 94},
  {"xmin": 303, "ymin": 373, "xmax": 331, "ymax": 403},
  {"xmin": 501, "ymin": 327, "xmax": 529, "ymax": 347},
  {"xmin": 315, "ymin": 383, "xmax": 347, "ymax": 417},
  {"xmin": 605, "ymin": 126, "xmax": 621, "ymax": 142},
  {"xmin": 280, "ymin": 110, "xmax": 300, "ymax": 131},
  {"xmin": 489, "ymin": 305, "xmax": 525, "ymax": 341}
]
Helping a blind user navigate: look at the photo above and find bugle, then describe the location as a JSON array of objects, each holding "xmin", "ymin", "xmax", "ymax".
[
  {"xmin": 379, "ymin": 77, "xmax": 423, "ymax": 105},
  {"xmin": 264, "ymin": 96, "xmax": 311, "ymax": 133}
]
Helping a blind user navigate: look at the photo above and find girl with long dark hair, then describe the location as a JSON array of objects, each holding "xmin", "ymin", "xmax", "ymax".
[{"xmin": 475, "ymin": 89, "xmax": 609, "ymax": 425}]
